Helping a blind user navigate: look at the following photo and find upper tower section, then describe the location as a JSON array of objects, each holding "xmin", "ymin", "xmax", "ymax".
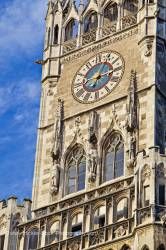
[{"xmin": 42, "ymin": 0, "xmax": 158, "ymax": 82}]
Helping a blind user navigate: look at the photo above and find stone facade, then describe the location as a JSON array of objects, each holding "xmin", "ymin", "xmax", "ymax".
[
  {"xmin": 0, "ymin": 197, "xmax": 31, "ymax": 250},
  {"xmin": 2, "ymin": 0, "xmax": 166, "ymax": 249}
]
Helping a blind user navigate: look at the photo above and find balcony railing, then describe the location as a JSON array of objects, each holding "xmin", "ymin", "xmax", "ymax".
[
  {"xmin": 62, "ymin": 14, "xmax": 138, "ymax": 55},
  {"xmin": 37, "ymin": 218, "xmax": 134, "ymax": 250}
]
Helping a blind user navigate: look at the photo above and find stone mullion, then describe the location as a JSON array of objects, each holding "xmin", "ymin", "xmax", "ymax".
[
  {"xmin": 117, "ymin": 3, "xmax": 122, "ymax": 31},
  {"xmin": 77, "ymin": 20, "xmax": 83, "ymax": 47}
]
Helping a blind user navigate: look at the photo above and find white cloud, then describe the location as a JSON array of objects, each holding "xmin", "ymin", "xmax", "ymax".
[{"xmin": 0, "ymin": 0, "xmax": 47, "ymax": 59}]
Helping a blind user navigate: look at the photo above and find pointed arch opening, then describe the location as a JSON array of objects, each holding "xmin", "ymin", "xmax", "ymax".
[
  {"xmin": 71, "ymin": 212, "xmax": 83, "ymax": 237},
  {"xmin": 84, "ymin": 11, "xmax": 98, "ymax": 33},
  {"xmin": 142, "ymin": 245, "xmax": 150, "ymax": 250},
  {"xmin": 157, "ymin": 244, "xmax": 165, "ymax": 250},
  {"xmin": 64, "ymin": 18, "xmax": 79, "ymax": 41},
  {"xmin": 25, "ymin": 228, "xmax": 39, "ymax": 250},
  {"xmin": 121, "ymin": 244, "xmax": 131, "ymax": 250},
  {"xmin": 53, "ymin": 25, "xmax": 59, "ymax": 44},
  {"xmin": 47, "ymin": 221, "xmax": 60, "ymax": 245},
  {"xmin": 123, "ymin": 0, "xmax": 138, "ymax": 16},
  {"xmin": 104, "ymin": 2, "xmax": 118, "ymax": 26},
  {"xmin": 65, "ymin": 145, "xmax": 86, "ymax": 195},
  {"xmin": 102, "ymin": 132, "xmax": 124, "ymax": 183},
  {"xmin": 93, "ymin": 205, "xmax": 106, "ymax": 229},
  {"xmin": 117, "ymin": 198, "xmax": 128, "ymax": 221}
]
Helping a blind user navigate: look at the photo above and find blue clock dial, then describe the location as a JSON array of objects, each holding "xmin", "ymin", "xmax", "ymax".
[
  {"xmin": 84, "ymin": 62, "xmax": 113, "ymax": 92},
  {"xmin": 72, "ymin": 51, "xmax": 125, "ymax": 104}
]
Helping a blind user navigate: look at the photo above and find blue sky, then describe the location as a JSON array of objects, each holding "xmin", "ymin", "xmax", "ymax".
[{"xmin": 0, "ymin": 0, "xmax": 47, "ymax": 201}]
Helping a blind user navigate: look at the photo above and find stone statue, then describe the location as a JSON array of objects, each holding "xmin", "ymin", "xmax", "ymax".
[
  {"xmin": 52, "ymin": 98, "xmax": 64, "ymax": 161},
  {"xmin": 50, "ymin": 162, "xmax": 60, "ymax": 195},
  {"xmin": 88, "ymin": 148, "xmax": 98, "ymax": 182},
  {"xmin": 88, "ymin": 110, "xmax": 98, "ymax": 145}
]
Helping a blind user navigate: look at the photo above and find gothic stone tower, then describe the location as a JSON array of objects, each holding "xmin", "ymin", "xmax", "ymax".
[{"xmin": 18, "ymin": 0, "xmax": 166, "ymax": 249}]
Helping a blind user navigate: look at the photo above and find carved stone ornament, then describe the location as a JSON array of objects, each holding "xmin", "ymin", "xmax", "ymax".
[
  {"xmin": 0, "ymin": 214, "xmax": 7, "ymax": 230},
  {"xmin": 68, "ymin": 240, "xmax": 81, "ymax": 250},
  {"xmin": 52, "ymin": 98, "xmax": 64, "ymax": 161},
  {"xmin": 89, "ymin": 229, "xmax": 105, "ymax": 246},
  {"xmin": 141, "ymin": 165, "xmax": 151, "ymax": 182},
  {"xmin": 114, "ymin": 225, "xmax": 127, "ymax": 238}
]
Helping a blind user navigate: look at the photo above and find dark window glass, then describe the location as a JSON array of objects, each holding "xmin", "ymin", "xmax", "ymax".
[
  {"xmin": 65, "ymin": 19, "xmax": 78, "ymax": 41},
  {"xmin": 124, "ymin": 0, "xmax": 138, "ymax": 14},
  {"xmin": 72, "ymin": 224, "xmax": 82, "ymax": 237},
  {"xmin": 0, "ymin": 235, "xmax": 5, "ymax": 250},
  {"xmin": 54, "ymin": 25, "xmax": 59, "ymax": 44},
  {"xmin": 104, "ymin": 3, "xmax": 118, "ymax": 24},
  {"xmin": 84, "ymin": 12, "xmax": 98, "ymax": 32},
  {"xmin": 28, "ymin": 230, "xmax": 38, "ymax": 250},
  {"xmin": 159, "ymin": 185, "xmax": 165, "ymax": 205}
]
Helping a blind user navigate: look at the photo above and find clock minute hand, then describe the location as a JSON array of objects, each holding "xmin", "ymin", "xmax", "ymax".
[{"xmin": 100, "ymin": 69, "xmax": 113, "ymax": 77}]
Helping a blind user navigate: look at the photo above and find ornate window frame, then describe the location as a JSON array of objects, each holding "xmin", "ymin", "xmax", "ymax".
[
  {"xmin": 101, "ymin": 131, "xmax": 125, "ymax": 184},
  {"xmin": 64, "ymin": 144, "xmax": 86, "ymax": 196}
]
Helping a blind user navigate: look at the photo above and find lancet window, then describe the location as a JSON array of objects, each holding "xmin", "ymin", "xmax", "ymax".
[
  {"xmin": 103, "ymin": 133, "xmax": 124, "ymax": 183},
  {"xmin": 93, "ymin": 205, "xmax": 106, "ymax": 229},
  {"xmin": 104, "ymin": 2, "xmax": 118, "ymax": 26},
  {"xmin": 84, "ymin": 11, "xmax": 98, "ymax": 33},
  {"xmin": 66, "ymin": 145, "xmax": 86, "ymax": 195},
  {"xmin": 64, "ymin": 19, "xmax": 79, "ymax": 41}
]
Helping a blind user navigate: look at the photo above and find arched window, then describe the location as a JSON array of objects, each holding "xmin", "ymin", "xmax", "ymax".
[
  {"xmin": 104, "ymin": 2, "xmax": 118, "ymax": 25},
  {"xmin": 66, "ymin": 145, "xmax": 86, "ymax": 195},
  {"xmin": 53, "ymin": 25, "xmax": 59, "ymax": 44},
  {"xmin": 157, "ymin": 244, "xmax": 165, "ymax": 250},
  {"xmin": 121, "ymin": 245, "xmax": 131, "ymax": 250},
  {"xmin": 117, "ymin": 198, "xmax": 128, "ymax": 221},
  {"xmin": 93, "ymin": 205, "xmax": 106, "ymax": 229},
  {"xmin": 48, "ymin": 221, "xmax": 60, "ymax": 244},
  {"xmin": 65, "ymin": 19, "xmax": 79, "ymax": 41},
  {"xmin": 26, "ymin": 228, "xmax": 39, "ymax": 250},
  {"xmin": 142, "ymin": 245, "xmax": 150, "ymax": 250},
  {"xmin": 123, "ymin": 0, "xmax": 138, "ymax": 15},
  {"xmin": 103, "ymin": 133, "xmax": 124, "ymax": 182},
  {"xmin": 71, "ymin": 213, "xmax": 83, "ymax": 237},
  {"xmin": 84, "ymin": 11, "xmax": 98, "ymax": 33}
]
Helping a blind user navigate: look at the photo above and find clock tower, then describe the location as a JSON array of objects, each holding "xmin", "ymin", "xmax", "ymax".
[{"xmin": 18, "ymin": 0, "xmax": 166, "ymax": 250}]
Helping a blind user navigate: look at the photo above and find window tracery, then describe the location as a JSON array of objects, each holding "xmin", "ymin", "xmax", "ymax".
[
  {"xmin": 66, "ymin": 145, "xmax": 86, "ymax": 195},
  {"xmin": 103, "ymin": 133, "xmax": 124, "ymax": 182}
]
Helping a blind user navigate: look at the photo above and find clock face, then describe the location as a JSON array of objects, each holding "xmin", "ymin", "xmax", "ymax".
[{"xmin": 72, "ymin": 51, "xmax": 125, "ymax": 104}]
